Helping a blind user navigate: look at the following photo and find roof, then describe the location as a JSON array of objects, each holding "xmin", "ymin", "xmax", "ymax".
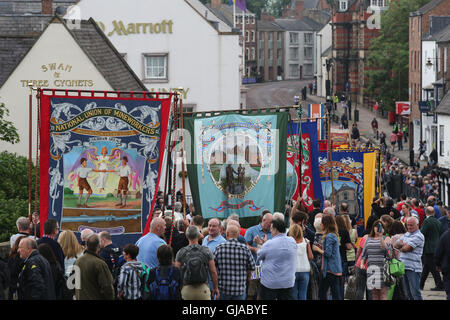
[
  {"xmin": 436, "ymin": 24, "xmax": 450, "ymax": 42},
  {"xmin": 411, "ymin": 0, "xmax": 446, "ymax": 16},
  {"xmin": 275, "ymin": 16, "xmax": 324, "ymax": 31},
  {"xmin": 0, "ymin": 0, "xmax": 77, "ymax": 14},
  {"xmin": 422, "ymin": 16, "xmax": 450, "ymax": 40},
  {"xmin": 257, "ymin": 20, "xmax": 284, "ymax": 31},
  {"xmin": 0, "ymin": 14, "xmax": 52, "ymax": 87},
  {"xmin": 322, "ymin": 45, "xmax": 332, "ymax": 57},
  {"xmin": 206, "ymin": 3, "xmax": 255, "ymax": 29},
  {"xmin": 435, "ymin": 91, "xmax": 450, "ymax": 115},
  {"xmin": 0, "ymin": 15, "xmax": 146, "ymax": 91},
  {"xmin": 185, "ymin": 0, "xmax": 233, "ymax": 33}
]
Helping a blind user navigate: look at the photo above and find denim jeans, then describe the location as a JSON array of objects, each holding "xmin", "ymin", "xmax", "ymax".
[
  {"xmin": 319, "ymin": 273, "xmax": 342, "ymax": 300},
  {"xmin": 355, "ymin": 267, "xmax": 373, "ymax": 300},
  {"xmin": 403, "ymin": 270, "xmax": 423, "ymax": 300},
  {"xmin": 219, "ymin": 293, "xmax": 246, "ymax": 300},
  {"xmin": 260, "ymin": 284, "xmax": 293, "ymax": 300},
  {"xmin": 292, "ymin": 272, "xmax": 310, "ymax": 300},
  {"xmin": 340, "ymin": 261, "xmax": 349, "ymax": 300}
]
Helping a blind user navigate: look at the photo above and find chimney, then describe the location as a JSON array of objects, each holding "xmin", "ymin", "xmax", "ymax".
[
  {"xmin": 42, "ymin": 0, "xmax": 53, "ymax": 15},
  {"xmin": 295, "ymin": 0, "xmax": 305, "ymax": 18},
  {"xmin": 261, "ymin": 11, "xmax": 275, "ymax": 22},
  {"xmin": 211, "ymin": 0, "xmax": 222, "ymax": 9}
]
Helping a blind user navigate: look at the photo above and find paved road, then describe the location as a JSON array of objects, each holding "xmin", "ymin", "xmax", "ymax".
[{"xmin": 246, "ymin": 79, "xmax": 314, "ymax": 109}]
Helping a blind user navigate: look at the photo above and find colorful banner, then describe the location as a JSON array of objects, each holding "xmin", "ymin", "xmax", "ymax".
[
  {"xmin": 39, "ymin": 91, "xmax": 172, "ymax": 245},
  {"xmin": 319, "ymin": 151, "xmax": 376, "ymax": 235},
  {"xmin": 286, "ymin": 121, "xmax": 324, "ymax": 211},
  {"xmin": 185, "ymin": 113, "xmax": 287, "ymax": 222},
  {"xmin": 307, "ymin": 104, "xmax": 326, "ymax": 140}
]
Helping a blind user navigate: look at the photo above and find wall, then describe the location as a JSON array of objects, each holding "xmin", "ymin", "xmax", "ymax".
[
  {"xmin": 438, "ymin": 114, "xmax": 450, "ymax": 168},
  {"xmin": 74, "ymin": 0, "xmax": 241, "ymax": 112},
  {"xmin": 0, "ymin": 22, "xmax": 114, "ymax": 157}
]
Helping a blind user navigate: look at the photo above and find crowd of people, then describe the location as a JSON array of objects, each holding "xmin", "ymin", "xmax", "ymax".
[{"xmin": 1, "ymin": 181, "xmax": 449, "ymax": 301}]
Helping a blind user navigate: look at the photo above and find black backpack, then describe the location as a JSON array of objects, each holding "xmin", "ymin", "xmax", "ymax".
[{"xmin": 180, "ymin": 246, "xmax": 209, "ymax": 285}]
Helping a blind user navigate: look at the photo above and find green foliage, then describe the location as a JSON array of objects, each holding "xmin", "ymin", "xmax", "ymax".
[
  {"xmin": 266, "ymin": 0, "xmax": 291, "ymax": 18},
  {"xmin": 64, "ymin": 187, "xmax": 74, "ymax": 195},
  {"xmin": 366, "ymin": 0, "xmax": 432, "ymax": 111},
  {"xmin": 0, "ymin": 151, "xmax": 39, "ymax": 242},
  {"xmin": 0, "ymin": 103, "xmax": 20, "ymax": 144}
]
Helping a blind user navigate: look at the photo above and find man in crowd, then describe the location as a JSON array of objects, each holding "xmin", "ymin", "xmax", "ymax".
[
  {"xmin": 99, "ymin": 231, "xmax": 122, "ymax": 274},
  {"xmin": 74, "ymin": 234, "xmax": 114, "ymax": 300},
  {"xmin": 308, "ymin": 199, "xmax": 322, "ymax": 229},
  {"xmin": 228, "ymin": 213, "xmax": 247, "ymax": 237},
  {"xmin": 175, "ymin": 225, "xmax": 219, "ymax": 300},
  {"xmin": 412, "ymin": 199, "xmax": 425, "ymax": 227},
  {"xmin": 135, "ymin": 217, "xmax": 166, "ymax": 268},
  {"xmin": 17, "ymin": 238, "xmax": 55, "ymax": 300},
  {"xmin": 427, "ymin": 196, "xmax": 441, "ymax": 219},
  {"xmin": 420, "ymin": 207, "xmax": 444, "ymax": 291},
  {"xmin": 10, "ymin": 216, "xmax": 36, "ymax": 248},
  {"xmin": 80, "ymin": 228, "xmax": 94, "ymax": 250},
  {"xmin": 164, "ymin": 216, "xmax": 188, "ymax": 257},
  {"xmin": 439, "ymin": 206, "xmax": 450, "ymax": 233},
  {"xmin": 257, "ymin": 219, "xmax": 297, "ymax": 300},
  {"xmin": 394, "ymin": 216, "xmax": 425, "ymax": 300},
  {"xmin": 323, "ymin": 207, "xmax": 336, "ymax": 217},
  {"xmin": 117, "ymin": 244, "xmax": 148, "ymax": 300},
  {"xmin": 214, "ymin": 224, "xmax": 255, "ymax": 300},
  {"xmin": 291, "ymin": 210, "xmax": 315, "ymax": 243},
  {"xmin": 244, "ymin": 212, "xmax": 273, "ymax": 300},
  {"xmin": 37, "ymin": 219, "xmax": 65, "ymax": 270},
  {"xmin": 435, "ymin": 227, "xmax": 450, "ymax": 299},
  {"xmin": 202, "ymin": 218, "xmax": 226, "ymax": 254}
]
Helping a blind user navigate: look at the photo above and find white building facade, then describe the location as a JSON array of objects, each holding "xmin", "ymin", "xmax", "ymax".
[
  {"xmin": 72, "ymin": 0, "xmax": 241, "ymax": 112},
  {"xmin": 315, "ymin": 22, "xmax": 332, "ymax": 98}
]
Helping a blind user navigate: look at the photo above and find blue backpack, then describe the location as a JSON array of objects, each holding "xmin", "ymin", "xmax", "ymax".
[{"xmin": 147, "ymin": 267, "xmax": 179, "ymax": 300}]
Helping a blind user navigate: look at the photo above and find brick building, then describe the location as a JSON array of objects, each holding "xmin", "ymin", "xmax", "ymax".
[
  {"xmin": 257, "ymin": 15, "xmax": 285, "ymax": 81},
  {"xmin": 208, "ymin": 0, "xmax": 257, "ymax": 78},
  {"xmin": 409, "ymin": 0, "xmax": 450, "ymax": 152},
  {"xmin": 332, "ymin": 0, "xmax": 388, "ymax": 110}
]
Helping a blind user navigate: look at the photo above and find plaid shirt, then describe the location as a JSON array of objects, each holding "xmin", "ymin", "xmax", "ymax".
[
  {"xmin": 214, "ymin": 238, "xmax": 255, "ymax": 296},
  {"xmin": 117, "ymin": 261, "xmax": 147, "ymax": 300}
]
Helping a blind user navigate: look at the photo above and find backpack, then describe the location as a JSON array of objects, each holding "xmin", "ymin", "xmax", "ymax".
[
  {"xmin": 146, "ymin": 267, "xmax": 180, "ymax": 300},
  {"xmin": 180, "ymin": 246, "xmax": 209, "ymax": 285},
  {"xmin": 129, "ymin": 262, "xmax": 151, "ymax": 300}
]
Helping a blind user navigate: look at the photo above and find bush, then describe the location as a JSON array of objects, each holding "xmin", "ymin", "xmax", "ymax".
[
  {"xmin": 0, "ymin": 151, "xmax": 39, "ymax": 242},
  {"xmin": 64, "ymin": 187, "xmax": 74, "ymax": 195}
]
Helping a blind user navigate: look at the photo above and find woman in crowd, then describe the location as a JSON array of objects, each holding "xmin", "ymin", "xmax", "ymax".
[
  {"xmin": 361, "ymin": 220, "xmax": 390, "ymax": 300},
  {"xmin": 344, "ymin": 214, "xmax": 357, "ymax": 271},
  {"xmin": 38, "ymin": 243, "xmax": 72, "ymax": 300},
  {"xmin": 380, "ymin": 215, "xmax": 394, "ymax": 237},
  {"xmin": 335, "ymin": 215, "xmax": 353, "ymax": 299},
  {"xmin": 354, "ymin": 233, "xmax": 371, "ymax": 300},
  {"xmin": 58, "ymin": 230, "xmax": 84, "ymax": 278},
  {"xmin": 7, "ymin": 235, "xmax": 27, "ymax": 300},
  {"xmin": 314, "ymin": 215, "xmax": 342, "ymax": 300},
  {"xmin": 386, "ymin": 221, "xmax": 408, "ymax": 300},
  {"xmin": 288, "ymin": 224, "xmax": 313, "ymax": 300}
]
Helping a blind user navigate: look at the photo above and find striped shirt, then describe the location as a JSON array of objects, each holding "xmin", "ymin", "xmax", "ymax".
[
  {"xmin": 214, "ymin": 239, "xmax": 255, "ymax": 296},
  {"xmin": 117, "ymin": 261, "xmax": 148, "ymax": 300},
  {"xmin": 399, "ymin": 230, "xmax": 424, "ymax": 273},
  {"xmin": 362, "ymin": 237, "xmax": 386, "ymax": 268}
]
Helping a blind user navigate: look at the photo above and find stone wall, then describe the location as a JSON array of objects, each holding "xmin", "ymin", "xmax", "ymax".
[{"xmin": 0, "ymin": 242, "xmax": 10, "ymax": 259}]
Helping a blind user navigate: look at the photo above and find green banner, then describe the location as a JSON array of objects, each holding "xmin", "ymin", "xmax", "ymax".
[{"xmin": 184, "ymin": 112, "xmax": 287, "ymax": 227}]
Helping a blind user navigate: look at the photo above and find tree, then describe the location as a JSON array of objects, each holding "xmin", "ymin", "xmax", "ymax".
[
  {"xmin": 0, "ymin": 151, "xmax": 39, "ymax": 242},
  {"xmin": 200, "ymin": 0, "xmax": 269, "ymax": 18},
  {"xmin": 266, "ymin": 0, "xmax": 291, "ymax": 18},
  {"xmin": 366, "ymin": 0, "xmax": 431, "ymax": 111},
  {"xmin": 0, "ymin": 103, "xmax": 19, "ymax": 144}
]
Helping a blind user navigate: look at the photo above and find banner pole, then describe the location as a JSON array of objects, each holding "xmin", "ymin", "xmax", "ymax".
[
  {"xmin": 178, "ymin": 92, "xmax": 187, "ymax": 219},
  {"xmin": 168, "ymin": 94, "xmax": 179, "ymax": 246},
  {"xmin": 327, "ymin": 108, "xmax": 335, "ymax": 205},
  {"xmin": 298, "ymin": 102, "xmax": 303, "ymax": 207},
  {"xmin": 28, "ymin": 83, "xmax": 34, "ymax": 226}
]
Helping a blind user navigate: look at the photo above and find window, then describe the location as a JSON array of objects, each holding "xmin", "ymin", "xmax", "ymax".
[
  {"xmin": 251, "ymin": 31, "xmax": 255, "ymax": 42},
  {"xmin": 252, "ymin": 47, "xmax": 256, "ymax": 60},
  {"xmin": 268, "ymin": 33, "xmax": 273, "ymax": 41},
  {"xmin": 289, "ymin": 64, "xmax": 299, "ymax": 78},
  {"xmin": 304, "ymin": 47, "xmax": 313, "ymax": 59},
  {"xmin": 304, "ymin": 33, "xmax": 313, "ymax": 44},
  {"xmin": 252, "ymin": 17, "xmax": 255, "ymax": 24},
  {"xmin": 290, "ymin": 48, "xmax": 299, "ymax": 60},
  {"xmin": 304, "ymin": 63, "xmax": 313, "ymax": 76},
  {"xmin": 289, "ymin": 32, "xmax": 298, "ymax": 45},
  {"xmin": 339, "ymin": 0, "xmax": 348, "ymax": 11},
  {"xmin": 246, "ymin": 15, "xmax": 249, "ymax": 24},
  {"xmin": 246, "ymin": 31, "xmax": 249, "ymax": 42},
  {"xmin": 246, "ymin": 47, "xmax": 249, "ymax": 60},
  {"xmin": 440, "ymin": 125, "xmax": 445, "ymax": 157},
  {"xmin": 343, "ymin": 192, "xmax": 348, "ymax": 200},
  {"xmin": 144, "ymin": 54, "xmax": 168, "ymax": 81}
]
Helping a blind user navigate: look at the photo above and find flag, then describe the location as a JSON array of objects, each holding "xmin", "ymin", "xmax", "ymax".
[
  {"xmin": 236, "ymin": 0, "xmax": 246, "ymax": 12},
  {"xmin": 318, "ymin": 150, "xmax": 376, "ymax": 235},
  {"xmin": 286, "ymin": 121, "xmax": 324, "ymax": 211},
  {"xmin": 307, "ymin": 103, "xmax": 326, "ymax": 140},
  {"xmin": 39, "ymin": 89, "xmax": 172, "ymax": 245},
  {"xmin": 184, "ymin": 112, "xmax": 287, "ymax": 226}
]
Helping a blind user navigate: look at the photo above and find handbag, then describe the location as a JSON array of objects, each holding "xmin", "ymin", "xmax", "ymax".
[{"xmin": 388, "ymin": 258, "xmax": 405, "ymax": 277}]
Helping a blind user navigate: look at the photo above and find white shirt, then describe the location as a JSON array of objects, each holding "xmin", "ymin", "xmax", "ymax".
[
  {"xmin": 76, "ymin": 166, "xmax": 93, "ymax": 178},
  {"xmin": 115, "ymin": 164, "xmax": 132, "ymax": 177},
  {"xmin": 295, "ymin": 239, "xmax": 311, "ymax": 273}
]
